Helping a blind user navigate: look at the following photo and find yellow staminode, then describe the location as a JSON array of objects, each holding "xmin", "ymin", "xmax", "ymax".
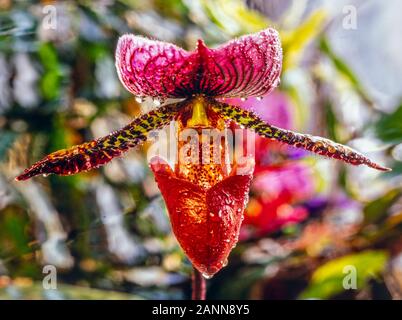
[{"xmin": 187, "ymin": 97, "xmax": 210, "ymax": 127}]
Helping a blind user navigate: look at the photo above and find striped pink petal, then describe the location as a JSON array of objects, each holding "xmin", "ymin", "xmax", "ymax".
[{"xmin": 115, "ymin": 28, "xmax": 282, "ymax": 99}]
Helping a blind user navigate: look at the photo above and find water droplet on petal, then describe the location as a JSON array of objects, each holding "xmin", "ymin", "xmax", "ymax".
[
  {"xmin": 42, "ymin": 173, "xmax": 50, "ymax": 178},
  {"xmin": 135, "ymin": 97, "xmax": 144, "ymax": 103},
  {"xmin": 241, "ymin": 97, "xmax": 247, "ymax": 102},
  {"xmin": 274, "ymin": 78, "xmax": 281, "ymax": 87},
  {"xmin": 222, "ymin": 259, "xmax": 228, "ymax": 267},
  {"xmin": 256, "ymin": 96, "xmax": 263, "ymax": 101},
  {"xmin": 202, "ymin": 273, "xmax": 213, "ymax": 279}
]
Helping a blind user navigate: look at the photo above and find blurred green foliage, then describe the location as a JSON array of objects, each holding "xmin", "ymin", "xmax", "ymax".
[
  {"xmin": 300, "ymin": 251, "xmax": 388, "ymax": 299},
  {"xmin": 0, "ymin": 0, "xmax": 401, "ymax": 300}
]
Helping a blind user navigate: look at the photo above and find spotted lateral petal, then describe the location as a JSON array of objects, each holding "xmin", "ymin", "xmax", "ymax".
[
  {"xmin": 210, "ymin": 99, "xmax": 391, "ymax": 171},
  {"xmin": 115, "ymin": 28, "xmax": 282, "ymax": 99},
  {"xmin": 16, "ymin": 103, "xmax": 181, "ymax": 181}
]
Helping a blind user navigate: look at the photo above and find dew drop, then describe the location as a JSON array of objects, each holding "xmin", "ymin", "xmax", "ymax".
[
  {"xmin": 256, "ymin": 96, "xmax": 263, "ymax": 101},
  {"xmin": 202, "ymin": 273, "xmax": 213, "ymax": 279},
  {"xmin": 241, "ymin": 97, "xmax": 247, "ymax": 102},
  {"xmin": 42, "ymin": 173, "xmax": 50, "ymax": 178},
  {"xmin": 274, "ymin": 78, "xmax": 281, "ymax": 87},
  {"xmin": 222, "ymin": 259, "xmax": 228, "ymax": 267},
  {"xmin": 135, "ymin": 97, "xmax": 144, "ymax": 103}
]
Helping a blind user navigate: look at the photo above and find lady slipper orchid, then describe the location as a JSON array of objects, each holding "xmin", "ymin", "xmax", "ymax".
[{"xmin": 16, "ymin": 29, "xmax": 390, "ymax": 283}]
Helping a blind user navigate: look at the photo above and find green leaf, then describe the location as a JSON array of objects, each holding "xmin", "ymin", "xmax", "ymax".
[
  {"xmin": 37, "ymin": 43, "xmax": 62, "ymax": 100},
  {"xmin": 282, "ymin": 10, "xmax": 327, "ymax": 69},
  {"xmin": 319, "ymin": 37, "xmax": 373, "ymax": 106},
  {"xmin": 38, "ymin": 42, "xmax": 59, "ymax": 70},
  {"xmin": 214, "ymin": 266, "xmax": 266, "ymax": 299},
  {"xmin": 154, "ymin": 0, "xmax": 189, "ymax": 21},
  {"xmin": 324, "ymin": 100, "xmax": 338, "ymax": 141},
  {"xmin": 202, "ymin": 0, "xmax": 268, "ymax": 36},
  {"xmin": 375, "ymin": 104, "xmax": 402, "ymax": 144},
  {"xmin": 40, "ymin": 71, "xmax": 60, "ymax": 101},
  {"xmin": 363, "ymin": 188, "xmax": 401, "ymax": 225},
  {"xmin": 0, "ymin": 130, "xmax": 18, "ymax": 161},
  {"xmin": 0, "ymin": 210, "xmax": 31, "ymax": 256},
  {"xmin": 385, "ymin": 161, "xmax": 402, "ymax": 177},
  {"xmin": 300, "ymin": 250, "xmax": 389, "ymax": 299},
  {"xmin": 0, "ymin": 282, "xmax": 143, "ymax": 300}
]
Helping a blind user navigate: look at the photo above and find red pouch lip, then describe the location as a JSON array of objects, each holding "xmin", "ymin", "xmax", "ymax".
[{"xmin": 150, "ymin": 156, "xmax": 254, "ymax": 277}]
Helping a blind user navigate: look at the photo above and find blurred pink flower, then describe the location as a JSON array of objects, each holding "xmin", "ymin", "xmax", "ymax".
[
  {"xmin": 228, "ymin": 91, "xmax": 307, "ymax": 170},
  {"xmin": 229, "ymin": 91, "xmax": 293, "ymax": 129},
  {"xmin": 241, "ymin": 162, "xmax": 314, "ymax": 239}
]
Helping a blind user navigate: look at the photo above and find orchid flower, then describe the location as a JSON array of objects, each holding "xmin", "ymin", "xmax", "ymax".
[{"xmin": 16, "ymin": 29, "xmax": 390, "ymax": 283}]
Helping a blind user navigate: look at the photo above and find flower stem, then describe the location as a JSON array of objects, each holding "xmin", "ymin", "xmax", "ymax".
[{"xmin": 191, "ymin": 267, "xmax": 206, "ymax": 300}]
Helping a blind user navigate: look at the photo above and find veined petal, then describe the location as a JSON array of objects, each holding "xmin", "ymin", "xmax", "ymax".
[
  {"xmin": 116, "ymin": 35, "xmax": 197, "ymax": 99},
  {"xmin": 197, "ymin": 28, "xmax": 282, "ymax": 98},
  {"xmin": 115, "ymin": 28, "xmax": 282, "ymax": 99},
  {"xmin": 150, "ymin": 157, "xmax": 253, "ymax": 277}
]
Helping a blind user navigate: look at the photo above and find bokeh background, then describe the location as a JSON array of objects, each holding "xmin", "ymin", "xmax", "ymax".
[{"xmin": 1, "ymin": 0, "xmax": 402, "ymax": 300}]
